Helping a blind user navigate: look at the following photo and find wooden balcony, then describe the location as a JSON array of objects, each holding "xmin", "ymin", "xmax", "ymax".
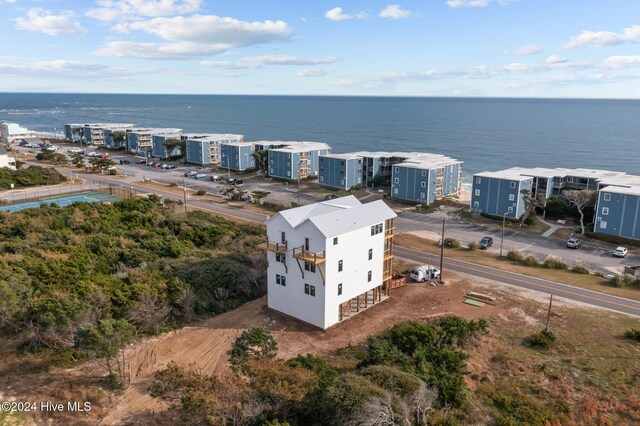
[
  {"xmin": 266, "ymin": 241, "xmax": 288, "ymax": 253},
  {"xmin": 293, "ymin": 246, "xmax": 326, "ymax": 264}
]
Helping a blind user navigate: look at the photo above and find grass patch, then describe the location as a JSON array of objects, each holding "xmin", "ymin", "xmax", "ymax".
[{"xmin": 395, "ymin": 233, "xmax": 640, "ymax": 301}]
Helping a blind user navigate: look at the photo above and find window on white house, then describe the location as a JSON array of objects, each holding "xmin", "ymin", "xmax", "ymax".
[
  {"xmin": 338, "ymin": 284, "xmax": 342, "ymax": 295},
  {"xmin": 275, "ymin": 253, "xmax": 286, "ymax": 263},
  {"xmin": 510, "ymin": 181, "xmax": 516, "ymax": 189},
  {"xmin": 604, "ymin": 193, "xmax": 611, "ymax": 201},
  {"xmin": 602, "ymin": 207, "xmax": 609, "ymax": 215},
  {"xmin": 368, "ymin": 249, "xmax": 373, "ymax": 260},
  {"xmin": 367, "ymin": 271, "xmax": 372, "ymax": 282},
  {"xmin": 304, "ymin": 238, "xmax": 310, "ymax": 251},
  {"xmin": 338, "ymin": 260, "xmax": 343, "ymax": 272},
  {"xmin": 281, "ymin": 276, "xmax": 286, "ymax": 286},
  {"xmin": 304, "ymin": 262, "xmax": 316, "ymax": 273},
  {"xmin": 474, "ymin": 189, "xmax": 480, "ymax": 196},
  {"xmin": 276, "ymin": 274, "xmax": 280, "ymax": 285},
  {"xmin": 304, "ymin": 284, "xmax": 315, "ymax": 296},
  {"xmin": 333, "ymin": 237, "xmax": 338, "ymax": 245},
  {"xmin": 281, "ymin": 232, "xmax": 286, "ymax": 243},
  {"xmin": 509, "ymin": 194, "xmax": 515, "ymax": 201}
]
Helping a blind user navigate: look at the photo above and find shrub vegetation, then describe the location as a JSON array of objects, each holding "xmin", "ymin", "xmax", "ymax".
[{"xmin": 0, "ymin": 166, "xmax": 67, "ymax": 189}]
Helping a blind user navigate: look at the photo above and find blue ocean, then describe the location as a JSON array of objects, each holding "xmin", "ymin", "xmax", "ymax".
[{"xmin": 2, "ymin": 93, "xmax": 639, "ymax": 183}]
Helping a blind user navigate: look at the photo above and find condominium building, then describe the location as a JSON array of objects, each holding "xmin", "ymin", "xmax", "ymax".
[
  {"xmin": 0, "ymin": 146, "xmax": 16, "ymax": 170},
  {"xmin": 593, "ymin": 185, "xmax": 640, "ymax": 240},
  {"xmin": 82, "ymin": 123, "xmax": 135, "ymax": 146},
  {"xmin": 391, "ymin": 156, "xmax": 463, "ymax": 203},
  {"xmin": 267, "ymin": 141, "xmax": 332, "ymax": 180},
  {"xmin": 128, "ymin": 128, "xmax": 182, "ymax": 155},
  {"xmin": 185, "ymin": 134, "xmax": 244, "ymax": 166},
  {"xmin": 1, "ymin": 121, "xmax": 30, "ymax": 142},
  {"xmin": 266, "ymin": 195, "xmax": 396, "ymax": 330},
  {"xmin": 104, "ymin": 125, "xmax": 136, "ymax": 149},
  {"xmin": 318, "ymin": 154, "xmax": 363, "ymax": 190},
  {"xmin": 219, "ymin": 141, "xmax": 256, "ymax": 171},
  {"xmin": 152, "ymin": 133, "xmax": 185, "ymax": 159},
  {"xmin": 64, "ymin": 124, "xmax": 84, "ymax": 142}
]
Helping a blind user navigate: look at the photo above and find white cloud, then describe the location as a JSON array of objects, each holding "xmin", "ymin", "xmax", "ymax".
[
  {"xmin": 297, "ymin": 68, "xmax": 331, "ymax": 77},
  {"xmin": 602, "ymin": 55, "xmax": 640, "ymax": 69},
  {"xmin": 446, "ymin": 0, "xmax": 516, "ymax": 7},
  {"xmin": 325, "ymin": 7, "xmax": 367, "ymax": 21},
  {"xmin": 201, "ymin": 55, "xmax": 339, "ymax": 69},
  {"xmin": 563, "ymin": 25, "xmax": 640, "ymax": 49},
  {"xmin": 2, "ymin": 0, "xmax": 17, "ymax": 4},
  {"xmin": 545, "ymin": 54, "xmax": 567, "ymax": 64},
  {"xmin": 446, "ymin": 0, "xmax": 490, "ymax": 7},
  {"xmin": 514, "ymin": 44, "xmax": 542, "ymax": 55},
  {"xmin": 15, "ymin": 8, "xmax": 87, "ymax": 36},
  {"xmin": 379, "ymin": 5, "xmax": 412, "ymax": 19},
  {"xmin": 92, "ymin": 15, "xmax": 293, "ymax": 59},
  {"xmin": 86, "ymin": 0, "xmax": 202, "ymax": 22},
  {"xmin": 0, "ymin": 58, "xmax": 150, "ymax": 80}
]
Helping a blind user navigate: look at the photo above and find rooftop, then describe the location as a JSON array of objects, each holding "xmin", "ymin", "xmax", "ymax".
[
  {"xmin": 600, "ymin": 185, "xmax": 640, "ymax": 196},
  {"xmin": 271, "ymin": 195, "xmax": 396, "ymax": 238},
  {"xmin": 184, "ymin": 133, "xmax": 244, "ymax": 141},
  {"xmin": 320, "ymin": 153, "xmax": 364, "ymax": 160},
  {"xmin": 268, "ymin": 141, "xmax": 331, "ymax": 153},
  {"xmin": 129, "ymin": 128, "xmax": 182, "ymax": 135}
]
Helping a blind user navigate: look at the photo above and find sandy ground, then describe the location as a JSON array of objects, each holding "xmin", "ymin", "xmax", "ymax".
[{"xmin": 98, "ymin": 268, "xmax": 597, "ymax": 425}]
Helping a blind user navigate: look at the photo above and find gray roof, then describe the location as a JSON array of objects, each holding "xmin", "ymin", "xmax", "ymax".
[{"xmin": 271, "ymin": 195, "xmax": 396, "ymax": 238}]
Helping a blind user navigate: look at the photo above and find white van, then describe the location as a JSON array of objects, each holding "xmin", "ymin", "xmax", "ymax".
[{"xmin": 410, "ymin": 265, "xmax": 441, "ymax": 282}]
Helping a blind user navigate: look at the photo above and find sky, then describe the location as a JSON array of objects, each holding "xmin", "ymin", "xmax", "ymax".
[{"xmin": 1, "ymin": 0, "xmax": 640, "ymax": 97}]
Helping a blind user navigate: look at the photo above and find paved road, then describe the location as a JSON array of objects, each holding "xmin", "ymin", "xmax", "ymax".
[
  {"xmin": 8, "ymin": 144, "xmax": 640, "ymax": 317},
  {"xmin": 394, "ymin": 245, "xmax": 640, "ymax": 317},
  {"xmin": 396, "ymin": 211, "xmax": 639, "ymax": 275}
]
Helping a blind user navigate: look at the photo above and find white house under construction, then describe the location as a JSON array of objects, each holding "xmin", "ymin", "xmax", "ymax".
[{"xmin": 266, "ymin": 196, "xmax": 396, "ymax": 330}]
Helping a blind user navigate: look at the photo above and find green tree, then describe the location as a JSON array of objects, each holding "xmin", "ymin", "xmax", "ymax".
[
  {"xmin": 162, "ymin": 138, "xmax": 186, "ymax": 161},
  {"xmin": 36, "ymin": 151, "xmax": 67, "ymax": 165},
  {"xmin": 228, "ymin": 326, "xmax": 278, "ymax": 367},
  {"xmin": 251, "ymin": 150, "xmax": 268, "ymax": 174},
  {"xmin": 75, "ymin": 319, "xmax": 136, "ymax": 388},
  {"xmin": 544, "ymin": 195, "xmax": 569, "ymax": 218},
  {"xmin": 90, "ymin": 157, "xmax": 116, "ymax": 170},
  {"xmin": 371, "ymin": 174, "xmax": 387, "ymax": 188},
  {"xmin": 520, "ymin": 189, "xmax": 545, "ymax": 225}
]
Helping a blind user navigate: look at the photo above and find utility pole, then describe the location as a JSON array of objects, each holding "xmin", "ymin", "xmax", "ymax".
[
  {"xmin": 545, "ymin": 294, "xmax": 553, "ymax": 332},
  {"xmin": 439, "ymin": 218, "xmax": 445, "ymax": 284},
  {"xmin": 500, "ymin": 213, "xmax": 506, "ymax": 257},
  {"xmin": 182, "ymin": 175, "xmax": 188, "ymax": 213}
]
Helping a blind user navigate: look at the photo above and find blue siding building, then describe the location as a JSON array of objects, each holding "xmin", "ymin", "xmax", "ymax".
[
  {"xmin": 594, "ymin": 186, "xmax": 640, "ymax": 240},
  {"xmin": 64, "ymin": 124, "xmax": 84, "ymax": 142},
  {"xmin": 391, "ymin": 158, "xmax": 463, "ymax": 204},
  {"xmin": 267, "ymin": 142, "xmax": 331, "ymax": 180},
  {"xmin": 471, "ymin": 171, "xmax": 534, "ymax": 219},
  {"xmin": 220, "ymin": 142, "xmax": 256, "ymax": 171},
  {"xmin": 152, "ymin": 134, "xmax": 184, "ymax": 159},
  {"xmin": 318, "ymin": 154, "xmax": 363, "ymax": 189},
  {"xmin": 128, "ymin": 128, "xmax": 181, "ymax": 156},
  {"xmin": 185, "ymin": 134, "xmax": 244, "ymax": 166},
  {"xmin": 82, "ymin": 123, "xmax": 134, "ymax": 146},
  {"xmin": 103, "ymin": 126, "xmax": 134, "ymax": 149}
]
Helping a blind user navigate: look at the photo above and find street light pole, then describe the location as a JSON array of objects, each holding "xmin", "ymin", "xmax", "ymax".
[
  {"xmin": 182, "ymin": 175, "xmax": 188, "ymax": 213},
  {"xmin": 439, "ymin": 218, "xmax": 445, "ymax": 284},
  {"xmin": 500, "ymin": 213, "xmax": 506, "ymax": 257}
]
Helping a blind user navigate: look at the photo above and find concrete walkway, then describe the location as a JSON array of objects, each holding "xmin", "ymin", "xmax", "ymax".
[{"xmin": 540, "ymin": 218, "xmax": 573, "ymax": 238}]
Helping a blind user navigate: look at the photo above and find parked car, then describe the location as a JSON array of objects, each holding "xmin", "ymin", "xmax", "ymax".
[
  {"xmin": 566, "ymin": 237, "xmax": 583, "ymax": 249},
  {"xmin": 410, "ymin": 265, "xmax": 441, "ymax": 282},
  {"xmin": 85, "ymin": 151, "xmax": 100, "ymax": 157},
  {"xmin": 235, "ymin": 179, "xmax": 245, "ymax": 184},
  {"xmin": 136, "ymin": 159, "xmax": 147, "ymax": 164},
  {"xmin": 152, "ymin": 163, "xmax": 162, "ymax": 168},
  {"xmin": 195, "ymin": 173, "xmax": 208, "ymax": 180},
  {"xmin": 166, "ymin": 165, "xmax": 177, "ymax": 169},
  {"xmin": 119, "ymin": 159, "xmax": 131, "ymax": 165},
  {"xmin": 613, "ymin": 247, "xmax": 628, "ymax": 258},
  {"xmin": 479, "ymin": 236, "xmax": 494, "ymax": 249},
  {"xmin": 42, "ymin": 145, "xmax": 59, "ymax": 152},
  {"xmin": 121, "ymin": 171, "xmax": 128, "ymax": 176},
  {"xmin": 68, "ymin": 147, "xmax": 83, "ymax": 153},
  {"xmin": 146, "ymin": 161, "xmax": 156, "ymax": 167},
  {"xmin": 184, "ymin": 171, "xmax": 197, "ymax": 177},
  {"xmin": 161, "ymin": 163, "xmax": 170, "ymax": 169},
  {"xmin": 324, "ymin": 194, "xmax": 338, "ymax": 200},
  {"xmin": 99, "ymin": 153, "xmax": 110, "ymax": 159},
  {"xmin": 210, "ymin": 175, "xmax": 223, "ymax": 181}
]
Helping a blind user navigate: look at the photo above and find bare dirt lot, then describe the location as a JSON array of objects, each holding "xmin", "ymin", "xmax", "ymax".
[{"xmin": 2, "ymin": 269, "xmax": 638, "ymax": 425}]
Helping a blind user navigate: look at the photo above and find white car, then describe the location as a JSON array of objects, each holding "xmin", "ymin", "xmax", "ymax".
[
  {"xmin": 613, "ymin": 247, "xmax": 628, "ymax": 258},
  {"xmin": 85, "ymin": 151, "xmax": 100, "ymax": 157},
  {"xmin": 68, "ymin": 147, "xmax": 83, "ymax": 153}
]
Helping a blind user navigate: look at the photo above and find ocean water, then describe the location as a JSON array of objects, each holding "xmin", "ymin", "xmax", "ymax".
[{"xmin": 2, "ymin": 93, "xmax": 639, "ymax": 184}]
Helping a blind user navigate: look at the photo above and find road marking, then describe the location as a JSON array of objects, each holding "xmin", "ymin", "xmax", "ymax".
[{"xmin": 394, "ymin": 246, "xmax": 640, "ymax": 316}]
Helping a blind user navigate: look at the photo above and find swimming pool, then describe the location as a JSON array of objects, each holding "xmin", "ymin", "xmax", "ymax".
[{"xmin": 0, "ymin": 191, "xmax": 121, "ymax": 213}]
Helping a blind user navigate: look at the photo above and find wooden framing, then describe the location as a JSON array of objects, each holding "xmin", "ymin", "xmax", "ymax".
[
  {"xmin": 266, "ymin": 241, "xmax": 288, "ymax": 253},
  {"xmin": 293, "ymin": 245, "xmax": 326, "ymax": 264}
]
